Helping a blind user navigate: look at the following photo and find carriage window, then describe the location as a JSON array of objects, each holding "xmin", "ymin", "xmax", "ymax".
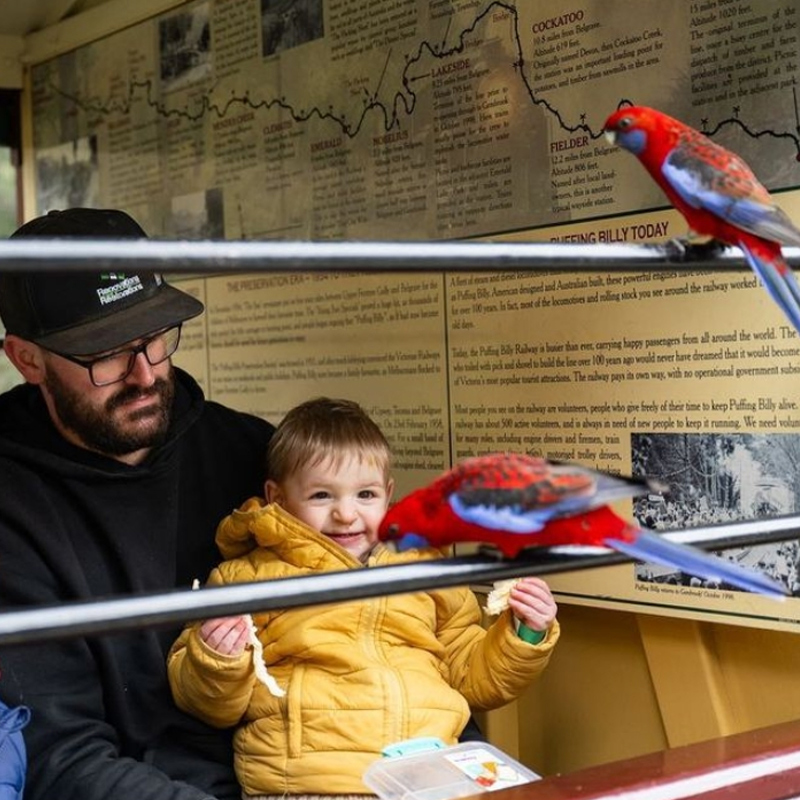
[{"xmin": 0, "ymin": 89, "xmax": 20, "ymax": 237}]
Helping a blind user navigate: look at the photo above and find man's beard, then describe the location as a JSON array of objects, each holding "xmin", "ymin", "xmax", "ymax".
[{"xmin": 45, "ymin": 367, "xmax": 176, "ymax": 457}]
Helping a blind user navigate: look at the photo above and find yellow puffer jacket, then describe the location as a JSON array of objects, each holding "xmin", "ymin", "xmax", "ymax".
[{"xmin": 168, "ymin": 499, "xmax": 559, "ymax": 796}]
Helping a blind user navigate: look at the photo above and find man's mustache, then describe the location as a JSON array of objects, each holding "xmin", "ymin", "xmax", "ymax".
[{"xmin": 106, "ymin": 378, "xmax": 168, "ymax": 412}]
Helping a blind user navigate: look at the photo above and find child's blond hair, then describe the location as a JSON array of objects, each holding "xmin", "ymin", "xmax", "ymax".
[{"xmin": 267, "ymin": 397, "xmax": 392, "ymax": 483}]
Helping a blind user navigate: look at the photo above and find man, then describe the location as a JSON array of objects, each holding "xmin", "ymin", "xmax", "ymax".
[{"xmin": 0, "ymin": 208, "xmax": 275, "ymax": 800}]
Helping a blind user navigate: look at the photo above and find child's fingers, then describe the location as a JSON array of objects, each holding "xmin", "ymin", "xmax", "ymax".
[
  {"xmin": 199, "ymin": 616, "xmax": 249, "ymax": 654},
  {"xmin": 512, "ymin": 577, "xmax": 554, "ymax": 602},
  {"xmin": 509, "ymin": 582, "xmax": 557, "ymax": 631}
]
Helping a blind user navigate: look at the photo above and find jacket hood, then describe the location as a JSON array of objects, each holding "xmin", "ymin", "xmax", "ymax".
[
  {"xmin": 216, "ymin": 500, "xmax": 363, "ymax": 569},
  {"xmin": 0, "ymin": 367, "xmax": 204, "ymax": 480}
]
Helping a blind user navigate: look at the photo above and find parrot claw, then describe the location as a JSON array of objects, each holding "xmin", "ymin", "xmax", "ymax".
[
  {"xmin": 665, "ymin": 236, "xmax": 728, "ymax": 263},
  {"xmin": 687, "ymin": 238, "xmax": 728, "ymax": 260},
  {"xmin": 664, "ymin": 237, "xmax": 687, "ymax": 260},
  {"xmin": 476, "ymin": 544, "xmax": 507, "ymax": 560}
]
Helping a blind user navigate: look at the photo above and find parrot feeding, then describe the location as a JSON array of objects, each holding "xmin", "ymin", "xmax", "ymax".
[
  {"xmin": 378, "ymin": 453, "xmax": 786, "ymax": 599},
  {"xmin": 603, "ymin": 105, "xmax": 800, "ymax": 336}
]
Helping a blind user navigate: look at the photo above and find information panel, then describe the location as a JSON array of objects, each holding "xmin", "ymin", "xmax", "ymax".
[{"xmin": 27, "ymin": 0, "xmax": 800, "ymax": 628}]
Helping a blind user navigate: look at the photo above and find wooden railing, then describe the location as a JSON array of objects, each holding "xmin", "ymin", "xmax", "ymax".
[{"xmin": 491, "ymin": 719, "xmax": 800, "ymax": 800}]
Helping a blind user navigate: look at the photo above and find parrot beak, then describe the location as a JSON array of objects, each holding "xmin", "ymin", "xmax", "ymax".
[
  {"xmin": 384, "ymin": 523, "xmax": 400, "ymax": 539},
  {"xmin": 604, "ymin": 129, "xmax": 617, "ymax": 145}
]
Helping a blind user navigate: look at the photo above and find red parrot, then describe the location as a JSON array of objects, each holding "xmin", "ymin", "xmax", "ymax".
[
  {"xmin": 604, "ymin": 105, "xmax": 800, "ymax": 334},
  {"xmin": 378, "ymin": 454, "xmax": 786, "ymax": 598}
]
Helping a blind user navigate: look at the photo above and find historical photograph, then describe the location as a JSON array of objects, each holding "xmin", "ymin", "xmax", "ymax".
[
  {"xmin": 170, "ymin": 187, "xmax": 224, "ymax": 238},
  {"xmin": 260, "ymin": 0, "xmax": 324, "ymax": 57},
  {"xmin": 632, "ymin": 432, "xmax": 800, "ymax": 595},
  {"xmin": 159, "ymin": 4, "xmax": 212, "ymax": 91},
  {"xmin": 34, "ymin": 135, "xmax": 100, "ymax": 213}
]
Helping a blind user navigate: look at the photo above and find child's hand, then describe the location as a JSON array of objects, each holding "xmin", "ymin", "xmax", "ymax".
[
  {"xmin": 508, "ymin": 578, "xmax": 557, "ymax": 633},
  {"xmin": 198, "ymin": 616, "xmax": 251, "ymax": 655}
]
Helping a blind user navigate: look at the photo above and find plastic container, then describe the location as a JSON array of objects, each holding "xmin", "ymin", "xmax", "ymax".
[{"xmin": 363, "ymin": 741, "xmax": 540, "ymax": 800}]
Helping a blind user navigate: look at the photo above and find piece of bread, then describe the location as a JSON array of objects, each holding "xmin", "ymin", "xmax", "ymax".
[
  {"xmin": 484, "ymin": 578, "xmax": 521, "ymax": 615},
  {"xmin": 245, "ymin": 613, "xmax": 285, "ymax": 697}
]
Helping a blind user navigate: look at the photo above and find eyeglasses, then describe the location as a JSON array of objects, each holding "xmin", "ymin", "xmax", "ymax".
[{"xmin": 46, "ymin": 325, "xmax": 182, "ymax": 387}]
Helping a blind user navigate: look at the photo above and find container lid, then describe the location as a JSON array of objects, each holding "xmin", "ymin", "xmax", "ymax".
[{"xmin": 363, "ymin": 741, "xmax": 540, "ymax": 800}]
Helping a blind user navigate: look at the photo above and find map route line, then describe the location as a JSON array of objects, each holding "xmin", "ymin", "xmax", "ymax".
[{"xmin": 44, "ymin": 1, "xmax": 800, "ymax": 160}]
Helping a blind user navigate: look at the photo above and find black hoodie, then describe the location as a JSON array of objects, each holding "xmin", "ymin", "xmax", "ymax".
[{"xmin": 0, "ymin": 368, "xmax": 275, "ymax": 800}]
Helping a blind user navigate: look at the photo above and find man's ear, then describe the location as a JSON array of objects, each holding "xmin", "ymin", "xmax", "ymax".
[
  {"xmin": 265, "ymin": 479, "xmax": 283, "ymax": 505},
  {"xmin": 2, "ymin": 335, "xmax": 46, "ymax": 385}
]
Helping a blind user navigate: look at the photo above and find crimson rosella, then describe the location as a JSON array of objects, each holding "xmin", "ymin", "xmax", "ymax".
[
  {"xmin": 378, "ymin": 454, "xmax": 786, "ymax": 598},
  {"xmin": 604, "ymin": 105, "xmax": 800, "ymax": 335}
]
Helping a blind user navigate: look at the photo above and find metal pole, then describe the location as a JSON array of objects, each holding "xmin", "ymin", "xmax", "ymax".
[
  {"xmin": 0, "ymin": 238, "xmax": 784, "ymax": 273},
  {"xmin": 0, "ymin": 514, "xmax": 797, "ymax": 645}
]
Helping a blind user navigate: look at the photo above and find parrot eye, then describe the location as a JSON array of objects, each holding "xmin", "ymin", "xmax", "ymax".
[
  {"xmin": 387, "ymin": 523, "xmax": 400, "ymax": 538},
  {"xmin": 618, "ymin": 116, "xmax": 632, "ymax": 130}
]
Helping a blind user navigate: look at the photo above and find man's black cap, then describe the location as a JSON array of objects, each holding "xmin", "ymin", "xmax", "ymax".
[{"xmin": 0, "ymin": 208, "xmax": 204, "ymax": 356}]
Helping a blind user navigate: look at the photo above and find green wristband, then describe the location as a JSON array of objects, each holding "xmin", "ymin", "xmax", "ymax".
[{"xmin": 517, "ymin": 622, "xmax": 546, "ymax": 645}]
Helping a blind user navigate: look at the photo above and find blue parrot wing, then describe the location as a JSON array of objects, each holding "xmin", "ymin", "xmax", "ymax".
[
  {"xmin": 662, "ymin": 148, "xmax": 800, "ymax": 245},
  {"xmin": 449, "ymin": 493, "xmax": 599, "ymax": 533}
]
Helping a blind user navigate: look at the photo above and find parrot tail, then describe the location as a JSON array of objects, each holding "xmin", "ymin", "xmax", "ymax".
[
  {"xmin": 608, "ymin": 527, "xmax": 787, "ymax": 599},
  {"xmin": 739, "ymin": 240, "xmax": 800, "ymax": 337}
]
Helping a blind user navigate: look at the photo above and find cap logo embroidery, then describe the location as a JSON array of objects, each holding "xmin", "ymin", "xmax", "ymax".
[{"xmin": 96, "ymin": 276, "xmax": 144, "ymax": 306}]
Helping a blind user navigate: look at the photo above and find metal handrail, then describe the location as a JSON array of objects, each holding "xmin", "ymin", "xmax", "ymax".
[
  {"xmin": 0, "ymin": 238, "xmax": 785, "ymax": 273},
  {"xmin": 0, "ymin": 514, "xmax": 797, "ymax": 645}
]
